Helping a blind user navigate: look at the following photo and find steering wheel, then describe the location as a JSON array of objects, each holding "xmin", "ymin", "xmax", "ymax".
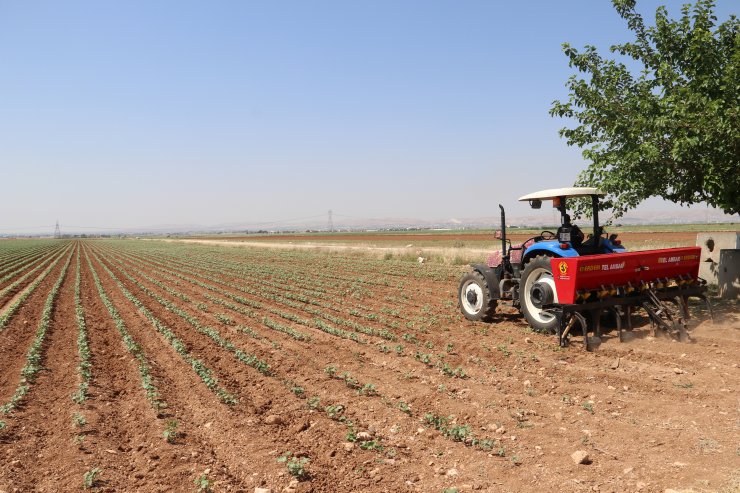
[{"xmin": 540, "ymin": 230, "xmax": 557, "ymax": 240}]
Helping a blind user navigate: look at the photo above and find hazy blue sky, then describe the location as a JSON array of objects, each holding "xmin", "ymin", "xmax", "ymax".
[{"xmin": 0, "ymin": 1, "xmax": 736, "ymax": 233}]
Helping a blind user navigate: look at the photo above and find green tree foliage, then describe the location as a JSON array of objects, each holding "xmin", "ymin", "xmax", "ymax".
[{"xmin": 551, "ymin": 0, "xmax": 739, "ymax": 217}]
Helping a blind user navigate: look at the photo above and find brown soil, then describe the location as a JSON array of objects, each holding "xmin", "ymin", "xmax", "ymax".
[{"xmin": 0, "ymin": 240, "xmax": 738, "ymax": 493}]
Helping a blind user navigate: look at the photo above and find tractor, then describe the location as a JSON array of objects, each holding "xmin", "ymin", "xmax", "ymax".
[{"xmin": 458, "ymin": 187, "xmax": 709, "ymax": 348}]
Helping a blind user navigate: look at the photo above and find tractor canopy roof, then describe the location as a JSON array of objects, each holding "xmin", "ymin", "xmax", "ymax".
[{"xmin": 517, "ymin": 187, "xmax": 604, "ymax": 202}]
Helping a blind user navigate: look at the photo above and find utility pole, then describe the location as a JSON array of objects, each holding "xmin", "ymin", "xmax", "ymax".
[{"xmin": 328, "ymin": 210, "xmax": 334, "ymax": 233}]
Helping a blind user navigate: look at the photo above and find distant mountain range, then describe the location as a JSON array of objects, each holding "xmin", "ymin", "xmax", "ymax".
[
  {"xmin": 189, "ymin": 208, "xmax": 736, "ymax": 233},
  {"xmin": 3, "ymin": 208, "xmax": 736, "ymax": 237}
]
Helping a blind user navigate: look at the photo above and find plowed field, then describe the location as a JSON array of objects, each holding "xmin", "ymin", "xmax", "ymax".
[{"xmin": 0, "ymin": 239, "xmax": 737, "ymax": 493}]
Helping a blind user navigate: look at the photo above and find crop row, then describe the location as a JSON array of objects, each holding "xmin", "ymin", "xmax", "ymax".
[
  {"xmin": 0, "ymin": 245, "xmax": 73, "ymax": 332},
  {"xmin": 94, "ymin": 244, "xmax": 468, "ymax": 379},
  {"xmin": 94, "ymin": 244, "xmax": 464, "ymax": 378},
  {"xmin": 96, "ymin": 251, "xmax": 272, "ymax": 376},
  {"xmin": 83, "ymin": 246, "xmax": 166, "ymax": 411},
  {"xmin": 84, "ymin": 242, "xmax": 519, "ymax": 460},
  {"xmin": 0, "ymin": 245, "xmax": 67, "ymax": 302},
  {"xmin": 90, "ymin": 247, "xmax": 412, "ymax": 408},
  {"xmin": 0, "ymin": 247, "xmax": 73, "ymax": 421},
  {"xmin": 98, "ymin": 248, "xmax": 369, "ymax": 343},
  {"xmin": 98, "ymin": 246, "xmax": 402, "ymax": 341},
  {"xmin": 89, "ymin": 250, "xmax": 237, "ymax": 404},
  {"xmin": 0, "ymin": 243, "xmax": 60, "ymax": 283},
  {"xmin": 155, "ymin": 246, "xmax": 455, "ymax": 340},
  {"xmin": 89, "ymin": 245, "xmax": 403, "ymax": 452},
  {"xmin": 0, "ymin": 240, "xmax": 57, "ymax": 264},
  {"xmin": 72, "ymin": 250, "xmax": 92, "ymax": 404}
]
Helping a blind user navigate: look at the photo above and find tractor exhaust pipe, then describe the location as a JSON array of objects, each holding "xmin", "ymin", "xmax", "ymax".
[{"xmin": 499, "ymin": 204, "xmax": 508, "ymax": 261}]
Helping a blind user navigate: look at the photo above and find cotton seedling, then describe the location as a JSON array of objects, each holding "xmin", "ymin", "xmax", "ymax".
[
  {"xmin": 397, "ymin": 401, "xmax": 411, "ymax": 415},
  {"xmin": 193, "ymin": 472, "xmax": 212, "ymax": 492},
  {"xmin": 307, "ymin": 396, "xmax": 321, "ymax": 409},
  {"xmin": 72, "ymin": 413, "xmax": 87, "ymax": 428},
  {"xmin": 277, "ymin": 453, "xmax": 310, "ymax": 480},
  {"xmin": 325, "ymin": 404, "xmax": 344, "ymax": 420},
  {"xmin": 163, "ymin": 420, "xmax": 179, "ymax": 443},
  {"xmin": 358, "ymin": 383, "xmax": 378, "ymax": 396},
  {"xmin": 82, "ymin": 467, "xmax": 101, "ymax": 489}
]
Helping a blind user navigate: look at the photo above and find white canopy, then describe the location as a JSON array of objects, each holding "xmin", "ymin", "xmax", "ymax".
[{"xmin": 518, "ymin": 187, "xmax": 604, "ymax": 202}]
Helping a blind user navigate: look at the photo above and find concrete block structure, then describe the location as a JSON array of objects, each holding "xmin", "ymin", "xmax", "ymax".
[
  {"xmin": 718, "ymin": 249, "xmax": 740, "ymax": 300},
  {"xmin": 696, "ymin": 232, "xmax": 740, "ymax": 285}
]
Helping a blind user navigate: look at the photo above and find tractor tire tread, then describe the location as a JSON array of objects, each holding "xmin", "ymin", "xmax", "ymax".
[
  {"xmin": 459, "ymin": 271, "xmax": 497, "ymax": 323},
  {"xmin": 520, "ymin": 255, "xmax": 558, "ymax": 334}
]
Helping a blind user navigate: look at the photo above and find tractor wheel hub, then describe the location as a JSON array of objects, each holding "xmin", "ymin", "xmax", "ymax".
[
  {"xmin": 466, "ymin": 289, "xmax": 478, "ymax": 305},
  {"xmin": 530, "ymin": 281, "xmax": 554, "ymax": 308}
]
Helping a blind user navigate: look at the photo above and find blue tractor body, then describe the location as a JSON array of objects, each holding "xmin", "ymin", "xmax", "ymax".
[{"xmin": 522, "ymin": 237, "xmax": 627, "ymax": 262}]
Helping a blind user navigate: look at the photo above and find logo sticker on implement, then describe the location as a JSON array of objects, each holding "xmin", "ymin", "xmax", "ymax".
[{"xmin": 558, "ymin": 261, "xmax": 568, "ymax": 275}]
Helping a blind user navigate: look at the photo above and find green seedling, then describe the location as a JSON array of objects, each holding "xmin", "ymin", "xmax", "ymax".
[
  {"xmin": 194, "ymin": 472, "xmax": 212, "ymax": 492},
  {"xmin": 397, "ymin": 400, "xmax": 411, "ymax": 415},
  {"xmin": 163, "ymin": 419, "xmax": 179, "ymax": 443},
  {"xmin": 277, "ymin": 453, "xmax": 309, "ymax": 480},
  {"xmin": 72, "ymin": 413, "xmax": 87, "ymax": 428},
  {"xmin": 82, "ymin": 468, "xmax": 101, "ymax": 489}
]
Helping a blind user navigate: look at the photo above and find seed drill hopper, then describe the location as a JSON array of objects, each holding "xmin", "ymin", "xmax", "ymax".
[{"xmin": 458, "ymin": 188, "xmax": 710, "ymax": 350}]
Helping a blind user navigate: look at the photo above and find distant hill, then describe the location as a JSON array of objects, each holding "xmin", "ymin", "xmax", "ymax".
[{"xmin": 2, "ymin": 208, "xmax": 736, "ymax": 237}]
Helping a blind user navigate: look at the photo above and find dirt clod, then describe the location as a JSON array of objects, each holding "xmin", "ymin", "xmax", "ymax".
[
  {"xmin": 281, "ymin": 479, "xmax": 299, "ymax": 493},
  {"xmin": 356, "ymin": 431, "xmax": 373, "ymax": 441},
  {"xmin": 571, "ymin": 451, "xmax": 590, "ymax": 465}
]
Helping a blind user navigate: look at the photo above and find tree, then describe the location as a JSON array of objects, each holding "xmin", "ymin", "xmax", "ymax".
[{"xmin": 550, "ymin": 0, "xmax": 739, "ymax": 218}]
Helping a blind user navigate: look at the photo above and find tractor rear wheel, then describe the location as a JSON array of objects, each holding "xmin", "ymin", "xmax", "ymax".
[
  {"xmin": 458, "ymin": 271, "xmax": 497, "ymax": 322},
  {"xmin": 520, "ymin": 255, "xmax": 559, "ymax": 333}
]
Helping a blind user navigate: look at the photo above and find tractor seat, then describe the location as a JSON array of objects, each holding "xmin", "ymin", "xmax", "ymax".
[
  {"xmin": 556, "ymin": 224, "xmax": 584, "ymax": 247},
  {"xmin": 509, "ymin": 240, "xmax": 535, "ymax": 263},
  {"xmin": 577, "ymin": 231, "xmax": 604, "ymax": 254}
]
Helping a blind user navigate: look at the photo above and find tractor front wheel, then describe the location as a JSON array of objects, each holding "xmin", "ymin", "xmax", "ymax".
[
  {"xmin": 458, "ymin": 271, "xmax": 497, "ymax": 322},
  {"xmin": 520, "ymin": 255, "xmax": 559, "ymax": 333}
]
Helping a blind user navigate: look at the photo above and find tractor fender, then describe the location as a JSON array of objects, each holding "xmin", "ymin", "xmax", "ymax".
[
  {"xmin": 522, "ymin": 242, "xmax": 578, "ymax": 265},
  {"xmin": 470, "ymin": 264, "xmax": 501, "ymax": 300},
  {"xmin": 602, "ymin": 238, "xmax": 628, "ymax": 253}
]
